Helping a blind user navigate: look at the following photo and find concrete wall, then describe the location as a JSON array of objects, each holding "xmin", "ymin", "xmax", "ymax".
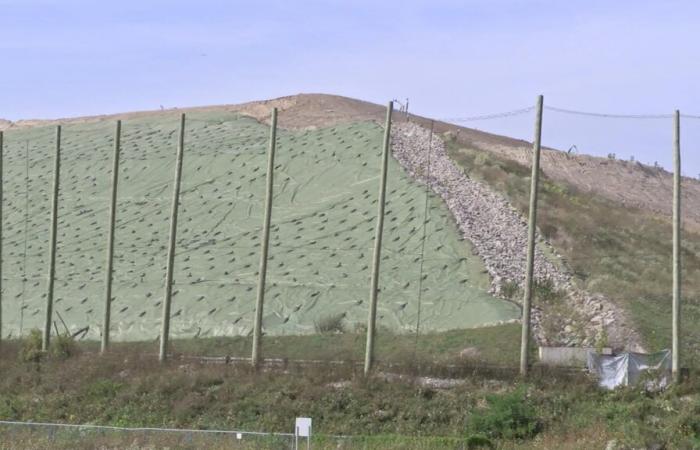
[{"xmin": 539, "ymin": 346, "xmax": 613, "ymax": 367}]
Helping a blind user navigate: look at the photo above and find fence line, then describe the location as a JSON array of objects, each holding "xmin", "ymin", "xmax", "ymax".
[{"xmin": 0, "ymin": 419, "xmax": 295, "ymax": 438}]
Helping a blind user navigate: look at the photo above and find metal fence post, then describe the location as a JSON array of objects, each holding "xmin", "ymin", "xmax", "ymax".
[
  {"xmin": 520, "ymin": 95, "xmax": 543, "ymax": 377},
  {"xmin": 43, "ymin": 126, "xmax": 61, "ymax": 351},
  {"xmin": 252, "ymin": 107, "xmax": 277, "ymax": 368},
  {"xmin": 102, "ymin": 120, "xmax": 121, "ymax": 354},
  {"xmin": 672, "ymin": 109, "xmax": 681, "ymax": 382},
  {"xmin": 159, "ymin": 114, "xmax": 186, "ymax": 362},
  {"xmin": 364, "ymin": 101, "xmax": 393, "ymax": 376}
]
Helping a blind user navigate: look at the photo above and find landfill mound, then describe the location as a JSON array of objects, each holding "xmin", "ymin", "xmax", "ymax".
[{"xmin": 1, "ymin": 111, "xmax": 519, "ymax": 341}]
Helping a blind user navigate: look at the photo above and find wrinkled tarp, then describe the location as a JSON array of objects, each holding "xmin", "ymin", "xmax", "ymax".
[
  {"xmin": 587, "ymin": 349, "xmax": 671, "ymax": 390},
  {"xmin": 0, "ymin": 113, "xmax": 520, "ymax": 341}
]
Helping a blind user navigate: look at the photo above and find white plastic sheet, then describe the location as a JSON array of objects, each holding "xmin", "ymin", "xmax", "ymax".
[{"xmin": 587, "ymin": 349, "xmax": 671, "ymax": 390}]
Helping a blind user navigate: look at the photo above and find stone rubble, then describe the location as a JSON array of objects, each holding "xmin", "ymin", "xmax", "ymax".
[{"xmin": 391, "ymin": 122, "xmax": 642, "ymax": 350}]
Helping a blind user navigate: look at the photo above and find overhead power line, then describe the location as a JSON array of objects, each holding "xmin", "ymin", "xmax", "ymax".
[
  {"xmin": 441, "ymin": 106, "xmax": 535, "ymax": 122},
  {"xmin": 545, "ymin": 106, "xmax": 673, "ymax": 119},
  {"xmin": 441, "ymin": 105, "xmax": 700, "ymax": 122}
]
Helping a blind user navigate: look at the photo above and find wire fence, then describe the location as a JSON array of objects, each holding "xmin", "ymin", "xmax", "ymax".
[{"xmin": 0, "ymin": 420, "xmax": 301, "ymax": 449}]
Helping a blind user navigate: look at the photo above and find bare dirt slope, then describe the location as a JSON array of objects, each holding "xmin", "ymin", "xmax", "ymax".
[{"xmin": 3, "ymin": 93, "xmax": 694, "ymax": 230}]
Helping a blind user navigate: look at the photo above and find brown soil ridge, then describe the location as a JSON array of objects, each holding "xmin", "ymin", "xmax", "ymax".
[{"xmin": 2, "ymin": 93, "xmax": 697, "ymax": 230}]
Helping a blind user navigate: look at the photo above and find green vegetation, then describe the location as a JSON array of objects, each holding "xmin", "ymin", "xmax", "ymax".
[
  {"xmin": 17, "ymin": 329, "xmax": 79, "ymax": 362},
  {"xmin": 17, "ymin": 323, "xmax": 522, "ymax": 367},
  {"xmin": 446, "ymin": 137, "xmax": 700, "ymax": 365},
  {"xmin": 468, "ymin": 387, "xmax": 541, "ymax": 440},
  {"xmin": 2, "ymin": 342, "xmax": 700, "ymax": 449}
]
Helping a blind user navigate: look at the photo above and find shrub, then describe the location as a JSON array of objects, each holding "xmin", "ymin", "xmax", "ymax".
[
  {"xmin": 18, "ymin": 329, "xmax": 44, "ymax": 363},
  {"xmin": 501, "ymin": 280, "xmax": 520, "ymax": 300},
  {"xmin": 466, "ymin": 434, "xmax": 494, "ymax": 449},
  {"xmin": 534, "ymin": 278, "xmax": 565, "ymax": 304},
  {"xmin": 50, "ymin": 334, "xmax": 79, "ymax": 360},
  {"xmin": 541, "ymin": 223, "xmax": 559, "ymax": 240},
  {"xmin": 469, "ymin": 387, "xmax": 542, "ymax": 440},
  {"xmin": 18, "ymin": 329, "xmax": 79, "ymax": 362},
  {"xmin": 595, "ymin": 328, "xmax": 609, "ymax": 354},
  {"xmin": 314, "ymin": 313, "xmax": 345, "ymax": 334}
]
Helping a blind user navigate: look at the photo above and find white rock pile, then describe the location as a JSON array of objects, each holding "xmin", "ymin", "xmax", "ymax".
[{"xmin": 391, "ymin": 122, "xmax": 641, "ymax": 350}]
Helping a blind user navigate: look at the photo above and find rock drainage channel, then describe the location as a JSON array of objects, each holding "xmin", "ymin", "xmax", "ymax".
[{"xmin": 391, "ymin": 122, "xmax": 642, "ymax": 350}]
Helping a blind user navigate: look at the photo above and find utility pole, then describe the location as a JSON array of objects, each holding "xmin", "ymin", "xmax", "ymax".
[
  {"xmin": 672, "ymin": 110, "xmax": 681, "ymax": 383},
  {"xmin": 159, "ymin": 114, "xmax": 186, "ymax": 362},
  {"xmin": 43, "ymin": 126, "xmax": 61, "ymax": 351},
  {"xmin": 0, "ymin": 132, "xmax": 3, "ymax": 346},
  {"xmin": 520, "ymin": 95, "xmax": 544, "ymax": 377},
  {"xmin": 102, "ymin": 120, "xmax": 121, "ymax": 353},
  {"xmin": 252, "ymin": 107, "xmax": 278, "ymax": 368},
  {"xmin": 364, "ymin": 101, "xmax": 393, "ymax": 376}
]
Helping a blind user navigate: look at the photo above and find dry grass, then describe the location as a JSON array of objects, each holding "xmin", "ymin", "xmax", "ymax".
[{"xmin": 446, "ymin": 138, "xmax": 700, "ymax": 363}]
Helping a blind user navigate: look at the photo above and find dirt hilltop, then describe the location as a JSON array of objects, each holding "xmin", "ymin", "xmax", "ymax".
[{"xmin": 2, "ymin": 92, "xmax": 697, "ymax": 229}]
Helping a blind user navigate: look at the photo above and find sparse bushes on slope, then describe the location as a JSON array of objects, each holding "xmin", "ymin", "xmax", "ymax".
[
  {"xmin": 50, "ymin": 334, "xmax": 79, "ymax": 360},
  {"xmin": 18, "ymin": 329, "xmax": 79, "ymax": 363},
  {"xmin": 18, "ymin": 329, "xmax": 43, "ymax": 363},
  {"xmin": 533, "ymin": 279, "xmax": 566, "ymax": 305},
  {"xmin": 314, "ymin": 313, "xmax": 346, "ymax": 334},
  {"xmin": 468, "ymin": 387, "xmax": 542, "ymax": 440},
  {"xmin": 500, "ymin": 280, "xmax": 520, "ymax": 300}
]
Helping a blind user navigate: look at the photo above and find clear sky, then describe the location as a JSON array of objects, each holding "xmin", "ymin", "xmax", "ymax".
[{"xmin": 2, "ymin": 0, "xmax": 699, "ymax": 173}]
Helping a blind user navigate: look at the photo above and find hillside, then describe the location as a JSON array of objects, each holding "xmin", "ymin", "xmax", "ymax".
[
  {"xmin": 1, "ymin": 93, "xmax": 699, "ymax": 360},
  {"xmin": 5, "ymin": 93, "xmax": 696, "ymax": 229},
  {"xmin": 0, "ymin": 104, "xmax": 518, "ymax": 343}
]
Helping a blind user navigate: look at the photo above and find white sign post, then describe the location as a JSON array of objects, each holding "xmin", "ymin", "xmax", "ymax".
[{"xmin": 295, "ymin": 417, "xmax": 312, "ymax": 450}]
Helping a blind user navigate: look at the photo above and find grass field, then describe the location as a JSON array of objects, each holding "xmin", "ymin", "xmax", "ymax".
[{"xmin": 2, "ymin": 341, "xmax": 700, "ymax": 449}]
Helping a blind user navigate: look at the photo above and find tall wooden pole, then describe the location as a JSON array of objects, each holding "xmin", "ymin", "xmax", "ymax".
[
  {"xmin": 101, "ymin": 121, "xmax": 121, "ymax": 354},
  {"xmin": 672, "ymin": 110, "xmax": 681, "ymax": 383},
  {"xmin": 251, "ymin": 108, "xmax": 277, "ymax": 368},
  {"xmin": 520, "ymin": 95, "xmax": 543, "ymax": 377},
  {"xmin": 0, "ymin": 132, "xmax": 3, "ymax": 345},
  {"xmin": 43, "ymin": 126, "xmax": 61, "ymax": 351},
  {"xmin": 364, "ymin": 101, "xmax": 393, "ymax": 376},
  {"xmin": 159, "ymin": 114, "xmax": 186, "ymax": 362}
]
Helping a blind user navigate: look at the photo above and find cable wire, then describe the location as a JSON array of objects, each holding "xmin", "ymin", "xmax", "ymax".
[
  {"xmin": 441, "ymin": 106, "xmax": 535, "ymax": 122},
  {"xmin": 545, "ymin": 105, "xmax": 673, "ymax": 119}
]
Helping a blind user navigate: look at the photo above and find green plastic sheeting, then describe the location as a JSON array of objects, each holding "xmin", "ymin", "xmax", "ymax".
[{"xmin": 0, "ymin": 112, "xmax": 519, "ymax": 341}]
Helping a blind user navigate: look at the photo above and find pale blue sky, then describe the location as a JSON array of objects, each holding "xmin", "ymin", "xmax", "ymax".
[{"xmin": 2, "ymin": 0, "xmax": 699, "ymax": 172}]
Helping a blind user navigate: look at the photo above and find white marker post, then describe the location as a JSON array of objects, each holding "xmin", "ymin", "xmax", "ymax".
[{"xmin": 295, "ymin": 417, "xmax": 312, "ymax": 450}]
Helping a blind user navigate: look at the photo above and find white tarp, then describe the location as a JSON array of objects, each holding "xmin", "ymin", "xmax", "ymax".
[{"xmin": 587, "ymin": 349, "xmax": 671, "ymax": 390}]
